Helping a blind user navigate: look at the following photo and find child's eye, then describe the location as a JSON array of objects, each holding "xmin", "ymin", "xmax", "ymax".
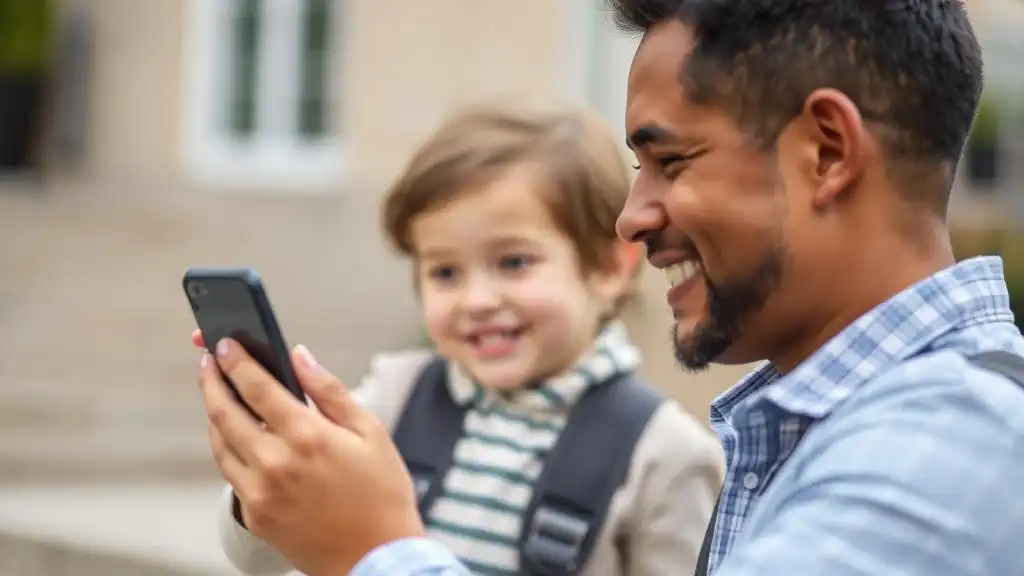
[
  {"xmin": 428, "ymin": 265, "xmax": 458, "ymax": 281},
  {"xmin": 499, "ymin": 254, "xmax": 533, "ymax": 270}
]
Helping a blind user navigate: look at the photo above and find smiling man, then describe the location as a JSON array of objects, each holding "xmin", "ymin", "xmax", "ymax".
[
  {"xmin": 194, "ymin": 1, "xmax": 1024, "ymax": 576},
  {"xmin": 613, "ymin": 0, "xmax": 1024, "ymax": 574}
]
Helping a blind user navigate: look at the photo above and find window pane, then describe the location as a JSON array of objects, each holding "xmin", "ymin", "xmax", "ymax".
[
  {"xmin": 229, "ymin": 0, "xmax": 261, "ymax": 137},
  {"xmin": 298, "ymin": 0, "xmax": 331, "ymax": 139}
]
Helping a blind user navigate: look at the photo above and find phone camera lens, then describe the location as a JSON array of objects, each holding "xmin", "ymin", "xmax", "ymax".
[{"xmin": 188, "ymin": 282, "xmax": 208, "ymax": 299}]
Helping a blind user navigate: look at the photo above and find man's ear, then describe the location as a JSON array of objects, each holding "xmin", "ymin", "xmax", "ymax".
[{"xmin": 790, "ymin": 88, "xmax": 868, "ymax": 209}]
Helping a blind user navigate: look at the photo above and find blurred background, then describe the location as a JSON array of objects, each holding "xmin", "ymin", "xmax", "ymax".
[{"xmin": 0, "ymin": 0, "xmax": 1021, "ymax": 574}]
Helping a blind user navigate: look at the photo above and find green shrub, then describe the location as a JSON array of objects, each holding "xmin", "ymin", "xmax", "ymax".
[
  {"xmin": 0, "ymin": 0, "xmax": 56, "ymax": 74},
  {"xmin": 969, "ymin": 95, "xmax": 1000, "ymax": 146}
]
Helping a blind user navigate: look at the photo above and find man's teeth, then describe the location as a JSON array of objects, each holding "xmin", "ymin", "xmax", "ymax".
[{"xmin": 665, "ymin": 260, "xmax": 702, "ymax": 287}]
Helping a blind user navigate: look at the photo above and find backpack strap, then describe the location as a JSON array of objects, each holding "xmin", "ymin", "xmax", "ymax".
[
  {"xmin": 691, "ymin": 348, "xmax": 1024, "ymax": 576},
  {"xmin": 518, "ymin": 372, "xmax": 665, "ymax": 575},
  {"xmin": 693, "ymin": 491, "xmax": 722, "ymax": 576},
  {"xmin": 391, "ymin": 356, "xmax": 468, "ymax": 519},
  {"xmin": 966, "ymin": 349, "xmax": 1024, "ymax": 387}
]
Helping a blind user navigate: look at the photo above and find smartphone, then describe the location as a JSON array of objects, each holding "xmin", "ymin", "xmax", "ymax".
[{"xmin": 182, "ymin": 267, "xmax": 306, "ymax": 417}]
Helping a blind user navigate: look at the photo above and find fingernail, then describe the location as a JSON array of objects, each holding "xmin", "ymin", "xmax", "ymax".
[
  {"xmin": 201, "ymin": 354, "xmax": 209, "ymax": 368},
  {"xmin": 216, "ymin": 339, "xmax": 229, "ymax": 357},
  {"xmin": 295, "ymin": 344, "xmax": 320, "ymax": 371}
]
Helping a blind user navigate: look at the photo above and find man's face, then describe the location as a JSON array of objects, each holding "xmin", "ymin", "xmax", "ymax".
[{"xmin": 617, "ymin": 20, "xmax": 820, "ymax": 371}]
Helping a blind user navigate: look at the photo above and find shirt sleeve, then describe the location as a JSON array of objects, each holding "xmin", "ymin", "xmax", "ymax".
[
  {"xmin": 714, "ymin": 367, "xmax": 1024, "ymax": 576},
  {"xmin": 350, "ymin": 538, "xmax": 472, "ymax": 576},
  {"xmin": 218, "ymin": 485, "xmax": 294, "ymax": 576}
]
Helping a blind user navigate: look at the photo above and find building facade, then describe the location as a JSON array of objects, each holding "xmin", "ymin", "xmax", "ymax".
[{"xmin": 6, "ymin": 0, "xmax": 1023, "ymax": 480}]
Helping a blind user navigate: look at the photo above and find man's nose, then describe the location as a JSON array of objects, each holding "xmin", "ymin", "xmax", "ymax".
[{"xmin": 616, "ymin": 181, "xmax": 665, "ymax": 243}]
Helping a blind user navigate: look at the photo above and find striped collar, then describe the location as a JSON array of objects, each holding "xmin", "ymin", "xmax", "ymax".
[{"xmin": 445, "ymin": 320, "xmax": 641, "ymax": 414}]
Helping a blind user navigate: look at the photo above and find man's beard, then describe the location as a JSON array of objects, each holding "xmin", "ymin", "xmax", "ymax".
[{"xmin": 673, "ymin": 243, "xmax": 786, "ymax": 372}]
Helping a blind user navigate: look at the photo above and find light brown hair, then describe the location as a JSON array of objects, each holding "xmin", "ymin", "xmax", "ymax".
[{"xmin": 383, "ymin": 102, "xmax": 633, "ymax": 277}]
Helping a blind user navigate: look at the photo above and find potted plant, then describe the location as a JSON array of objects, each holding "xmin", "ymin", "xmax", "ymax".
[{"xmin": 0, "ymin": 0, "xmax": 56, "ymax": 172}]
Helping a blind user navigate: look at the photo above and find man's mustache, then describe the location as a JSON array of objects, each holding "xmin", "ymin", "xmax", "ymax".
[{"xmin": 644, "ymin": 232, "xmax": 698, "ymax": 259}]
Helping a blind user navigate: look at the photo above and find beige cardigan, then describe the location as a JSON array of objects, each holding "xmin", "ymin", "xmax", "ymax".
[{"xmin": 218, "ymin": 350, "xmax": 725, "ymax": 576}]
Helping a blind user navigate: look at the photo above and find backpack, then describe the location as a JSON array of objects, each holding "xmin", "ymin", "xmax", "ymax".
[
  {"xmin": 392, "ymin": 357, "xmax": 666, "ymax": 576},
  {"xmin": 692, "ymin": 349, "xmax": 1024, "ymax": 576}
]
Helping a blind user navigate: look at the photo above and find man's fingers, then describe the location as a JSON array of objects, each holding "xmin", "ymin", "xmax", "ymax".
[
  {"xmin": 207, "ymin": 420, "xmax": 257, "ymax": 496},
  {"xmin": 192, "ymin": 329, "xmax": 205, "ymax": 349},
  {"xmin": 291, "ymin": 344, "xmax": 371, "ymax": 434},
  {"xmin": 199, "ymin": 352, "xmax": 272, "ymax": 465},
  {"xmin": 214, "ymin": 339, "xmax": 308, "ymax": 431}
]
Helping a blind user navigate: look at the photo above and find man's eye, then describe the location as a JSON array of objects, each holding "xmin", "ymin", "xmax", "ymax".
[{"xmin": 658, "ymin": 155, "xmax": 686, "ymax": 169}]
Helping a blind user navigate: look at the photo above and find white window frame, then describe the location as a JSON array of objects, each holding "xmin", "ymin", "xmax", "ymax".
[{"xmin": 181, "ymin": 0, "xmax": 346, "ymax": 191}]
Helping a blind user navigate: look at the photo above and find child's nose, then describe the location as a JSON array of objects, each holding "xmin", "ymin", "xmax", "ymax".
[{"xmin": 460, "ymin": 276, "xmax": 502, "ymax": 312}]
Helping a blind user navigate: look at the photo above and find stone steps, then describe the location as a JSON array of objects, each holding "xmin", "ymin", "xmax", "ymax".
[
  {"xmin": 0, "ymin": 531, "xmax": 218, "ymax": 576},
  {"xmin": 0, "ymin": 483, "xmax": 251, "ymax": 576},
  {"xmin": 0, "ymin": 429, "xmax": 218, "ymax": 483}
]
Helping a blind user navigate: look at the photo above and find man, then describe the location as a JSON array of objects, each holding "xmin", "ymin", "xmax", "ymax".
[{"xmin": 196, "ymin": 0, "xmax": 1024, "ymax": 575}]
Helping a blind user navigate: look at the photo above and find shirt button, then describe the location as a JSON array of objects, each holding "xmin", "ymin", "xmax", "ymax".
[{"xmin": 742, "ymin": 472, "xmax": 760, "ymax": 491}]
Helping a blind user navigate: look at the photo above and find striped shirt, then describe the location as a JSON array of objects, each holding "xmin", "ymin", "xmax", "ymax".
[{"xmin": 423, "ymin": 322, "xmax": 640, "ymax": 575}]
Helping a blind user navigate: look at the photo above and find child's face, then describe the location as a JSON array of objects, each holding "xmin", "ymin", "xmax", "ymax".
[{"xmin": 410, "ymin": 167, "xmax": 627, "ymax": 390}]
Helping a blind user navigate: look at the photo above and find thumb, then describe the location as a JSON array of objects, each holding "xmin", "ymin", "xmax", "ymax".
[{"xmin": 291, "ymin": 344, "xmax": 368, "ymax": 432}]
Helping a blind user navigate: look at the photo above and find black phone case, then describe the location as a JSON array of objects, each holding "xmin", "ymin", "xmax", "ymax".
[{"xmin": 182, "ymin": 267, "xmax": 306, "ymax": 406}]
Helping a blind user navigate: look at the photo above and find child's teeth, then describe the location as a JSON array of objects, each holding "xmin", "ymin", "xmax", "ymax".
[
  {"xmin": 665, "ymin": 260, "xmax": 701, "ymax": 287},
  {"xmin": 479, "ymin": 333, "xmax": 513, "ymax": 346}
]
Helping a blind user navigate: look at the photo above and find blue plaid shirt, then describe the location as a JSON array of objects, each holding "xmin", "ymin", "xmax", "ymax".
[{"xmin": 351, "ymin": 256, "xmax": 1024, "ymax": 576}]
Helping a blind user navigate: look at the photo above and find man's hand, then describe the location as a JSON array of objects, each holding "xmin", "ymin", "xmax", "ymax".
[{"xmin": 197, "ymin": 337, "xmax": 426, "ymax": 576}]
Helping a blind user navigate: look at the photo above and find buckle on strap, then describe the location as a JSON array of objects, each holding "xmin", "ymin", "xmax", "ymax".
[
  {"xmin": 523, "ymin": 506, "xmax": 591, "ymax": 574},
  {"xmin": 413, "ymin": 476, "xmax": 431, "ymax": 500},
  {"xmin": 406, "ymin": 462, "xmax": 437, "ymax": 503}
]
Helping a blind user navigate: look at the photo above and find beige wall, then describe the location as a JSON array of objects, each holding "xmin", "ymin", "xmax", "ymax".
[{"xmin": 65, "ymin": 0, "xmax": 185, "ymax": 183}]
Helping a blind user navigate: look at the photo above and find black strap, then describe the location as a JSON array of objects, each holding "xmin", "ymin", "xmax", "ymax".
[
  {"xmin": 693, "ymin": 492, "xmax": 721, "ymax": 576},
  {"xmin": 965, "ymin": 350, "xmax": 1024, "ymax": 385},
  {"xmin": 518, "ymin": 372, "xmax": 664, "ymax": 575},
  {"xmin": 691, "ymin": 349, "xmax": 1024, "ymax": 576},
  {"xmin": 391, "ymin": 357, "xmax": 468, "ymax": 519}
]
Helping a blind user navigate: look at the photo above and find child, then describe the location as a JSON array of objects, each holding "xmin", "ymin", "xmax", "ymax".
[{"xmin": 216, "ymin": 102, "xmax": 724, "ymax": 576}]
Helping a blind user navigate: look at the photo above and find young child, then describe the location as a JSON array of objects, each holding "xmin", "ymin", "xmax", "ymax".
[{"xmin": 216, "ymin": 103, "xmax": 724, "ymax": 576}]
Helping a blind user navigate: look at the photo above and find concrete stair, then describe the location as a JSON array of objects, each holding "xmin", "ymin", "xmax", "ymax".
[{"xmin": 0, "ymin": 483, "xmax": 255, "ymax": 576}]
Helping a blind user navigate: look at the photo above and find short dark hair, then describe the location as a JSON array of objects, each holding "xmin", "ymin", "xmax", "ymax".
[{"xmin": 610, "ymin": 0, "xmax": 983, "ymax": 207}]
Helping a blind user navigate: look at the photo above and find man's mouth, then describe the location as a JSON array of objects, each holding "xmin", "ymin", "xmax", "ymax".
[{"xmin": 664, "ymin": 259, "xmax": 702, "ymax": 287}]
